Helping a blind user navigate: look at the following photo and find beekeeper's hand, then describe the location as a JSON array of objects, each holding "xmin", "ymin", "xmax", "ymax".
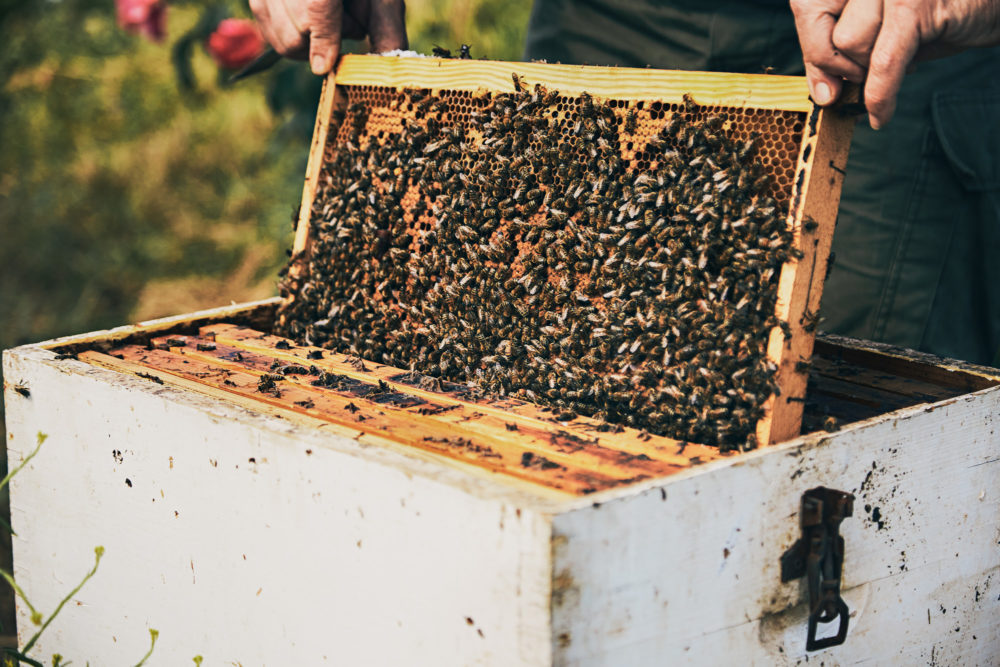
[{"xmin": 249, "ymin": 0, "xmax": 408, "ymax": 74}]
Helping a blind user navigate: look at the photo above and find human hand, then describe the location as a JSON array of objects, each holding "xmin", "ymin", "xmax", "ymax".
[
  {"xmin": 790, "ymin": 0, "xmax": 1000, "ymax": 128},
  {"xmin": 248, "ymin": 0, "xmax": 407, "ymax": 75}
]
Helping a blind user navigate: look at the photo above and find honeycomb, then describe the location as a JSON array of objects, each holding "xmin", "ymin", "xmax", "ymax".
[
  {"xmin": 279, "ymin": 78, "xmax": 810, "ymax": 450},
  {"xmin": 334, "ymin": 84, "xmax": 804, "ymax": 204}
]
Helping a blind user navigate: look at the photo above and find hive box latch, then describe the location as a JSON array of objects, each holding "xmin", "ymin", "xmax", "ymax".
[{"xmin": 780, "ymin": 486, "xmax": 854, "ymax": 651}]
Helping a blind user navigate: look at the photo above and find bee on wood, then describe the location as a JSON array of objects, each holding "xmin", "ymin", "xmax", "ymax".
[
  {"xmin": 432, "ymin": 45, "xmax": 452, "ymax": 58},
  {"xmin": 511, "ymin": 73, "xmax": 523, "ymax": 92},
  {"xmin": 624, "ymin": 108, "xmax": 637, "ymax": 134}
]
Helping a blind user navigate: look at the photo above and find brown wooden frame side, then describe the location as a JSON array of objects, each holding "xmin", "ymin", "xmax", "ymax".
[{"xmin": 757, "ymin": 98, "xmax": 856, "ymax": 445}]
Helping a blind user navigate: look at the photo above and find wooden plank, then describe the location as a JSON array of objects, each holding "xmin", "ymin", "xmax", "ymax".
[
  {"xmin": 5, "ymin": 345, "xmax": 556, "ymax": 664},
  {"xmin": 757, "ymin": 92, "xmax": 857, "ymax": 445},
  {"xmin": 198, "ymin": 324, "xmax": 723, "ymax": 466},
  {"xmin": 148, "ymin": 336, "xmax": 698, "ymax": 471},
  {"xmin": 551, "ymin": 385, "xmax": 1000, "ymax": 664},
  {"xmin": 98, "ymin": 341, "xmax": 699, "ymax": 495},
  {"xmin": 179, "ymin": 343, "xmax": 694, "ymax": 467},
  {"xmin": 279, "ymin": 74, "xmax": 343, "ymax": 329},
  {"xmin": 810, "ymin": 355, "xmax": 959, "ymax": 403},
  {"xmin": 334, "ymin": 54, "xmax": 813, "ymax": 112},
  {"xmin": 38, "ymin": 298, "xmax": 280, "ymax": 354},
  {"xmin": 814, "ymin": 335, "xmax": 999, "ymax": 392},
  {"xmin": 293, "ymin": 73, "xmax": 336, "ymax": 258},
  {"xmin": 806, "ymin": 374, "xmax": 918, "ymax": 413},
  {"xmin": 90, "ymin": 347, "xmax": 611, "ymax": 495}
]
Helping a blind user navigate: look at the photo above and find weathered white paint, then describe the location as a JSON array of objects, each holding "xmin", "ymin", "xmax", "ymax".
[
  {"xmin": 4, "ymin": 304, "xmax": 1000, "ymax": 665},
  {"xmin": 4, "ymin": 345, "xmax": 555, "ymax": 666},
  {"xmin": 551, "ymin": 389, "xmax": 1000, "ymax": 665}
]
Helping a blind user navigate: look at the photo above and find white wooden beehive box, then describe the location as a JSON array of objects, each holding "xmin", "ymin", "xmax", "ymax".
[
  {"xmin": 4, "ymin": 56, "xmax": 1000, "ymax": 665},
  {"xmin": 4, "ymin": 298, "xmax": 999, "ymax": 665}
]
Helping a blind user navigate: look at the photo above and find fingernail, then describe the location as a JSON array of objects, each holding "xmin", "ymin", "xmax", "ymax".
[
  {"xmin": 869, "ymin": 115, "xmax": 882, "ymax": 131},
  {"xmin": 813, "ymin": 81, "xmax": 832, "ymax": 105},
  {"xmin": 311, "ymin": 55, "xmax": 327, "ymax": 75}
]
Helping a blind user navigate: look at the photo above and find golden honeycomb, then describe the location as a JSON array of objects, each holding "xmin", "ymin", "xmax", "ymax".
[{"xmin": 333, "ymin": 84, "xmax": 804, "ymax": 205}]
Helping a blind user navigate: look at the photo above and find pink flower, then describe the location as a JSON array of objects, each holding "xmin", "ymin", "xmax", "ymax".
[
  {"xmin": 116, "ymin": 0, "xmax": 167, "ymax": 42},
  {"xmin": 206, "ymin": 19, "xmax": 266, "ymax": 70}
]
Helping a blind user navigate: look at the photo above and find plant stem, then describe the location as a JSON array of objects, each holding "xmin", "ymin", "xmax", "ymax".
[
  {"xmin": 21, "ymin": 546, "xmax": 104, "ymax": 655},
  {"xmin": 0, "ymin": 568, "xmax": 40, "ymax": 625},
  {"xmin": 0, "ymin": 433, "xmax": 46, "ymax": 493},
  {"xmin": 133, "ymin": 628, "xmax": 159, "ymax": 667},
  {"xmin": 0, "ymin": 648, "xmax": 43, "ymax": 667}
]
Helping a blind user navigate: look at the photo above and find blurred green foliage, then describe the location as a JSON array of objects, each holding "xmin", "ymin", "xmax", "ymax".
[
  {"xmin": 0, "ymin": 0, "xmax": 529, "ymax": 352},
  {"xmin": 0, "ymin": 1, "xmax": 304, "ymax": 353},
  {"xmin": 407, "ymin": 0, "xmax": 531, "ymax": 62}
]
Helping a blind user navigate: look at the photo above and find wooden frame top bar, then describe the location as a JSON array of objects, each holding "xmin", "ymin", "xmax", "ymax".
[{"xmin": 334, "ymin": 54, "xmax": 813, "ymax": 112}]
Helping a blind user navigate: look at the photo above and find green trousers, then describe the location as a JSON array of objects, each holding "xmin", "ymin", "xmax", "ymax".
[{"xmin": 525, "ymin": 0, "xmax": 1000, "ymax": 366}]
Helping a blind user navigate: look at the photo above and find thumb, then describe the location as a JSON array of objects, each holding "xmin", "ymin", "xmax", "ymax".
[
  {"xmin": 804, "ymin": 62, "xmax": 842, "ymax": 106},
  {"xmin": 308, "ymin": 0, "xmax": 342, "ymax": 75}
]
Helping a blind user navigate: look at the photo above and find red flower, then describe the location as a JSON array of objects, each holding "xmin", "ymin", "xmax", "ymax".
[
  {"xmin": 116, "ymin": 0, "xmax": 166, "ymax": 42},
  {"xmin": 206, "ymin": 19, "xmax": 266, "ymax": 70}
]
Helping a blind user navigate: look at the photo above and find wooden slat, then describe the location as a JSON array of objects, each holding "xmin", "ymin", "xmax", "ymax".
[
  {"xmin": 293, "ymin": 74, "xmax": 338, "ymax": 259},
  {"xmin": 39, "ymin": 298, "xmax": 280, "ymax": 354},
  {"xmin": 148, "ymin": 334, "xmax": 699, "ymax": 473},
  {"xmin": 334, "ymin": 54, "xmax": 813, "ymax": 112},
  {"xmin": 810, "ymin": 355, "xmax": 957, "ymax": 403},
  {"xmin": 806, "ymin": 374, "xmax": 919, "ymax": 413},
  {"xmin": 756, "ymin": 91, "xmax": 857, "ymax": 445},
  {"xmin": 279, "ymin": 72, "xmax": 344, "ymax": 331},
  {"xmin": 99, "ymin": 326, "xmax": 727, "ymax": 494},
  {"xmin": 91, "ymin": 346, "xmax": 615, "ymax": 495},
  {"xmin": 199, "ymin": 324, "xmax": 724, "ymax": 464},
  {"xmin": 814, "ymin": 336, "xmax": 999, "ymax": 393}
]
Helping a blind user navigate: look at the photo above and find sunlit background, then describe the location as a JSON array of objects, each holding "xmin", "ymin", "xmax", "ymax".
[{"xmin": 0, "ymin": 0, "xmax": 530, "ymax": 646}]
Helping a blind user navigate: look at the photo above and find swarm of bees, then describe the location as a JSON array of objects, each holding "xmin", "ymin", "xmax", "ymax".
[{"xmin": 277, "ymin": 78, "xmax": 794, "ymax": 451}]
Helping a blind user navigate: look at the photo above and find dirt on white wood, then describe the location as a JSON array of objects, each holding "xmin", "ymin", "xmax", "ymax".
[
  {"xmin": 550, "ymin": 388, "xmax": 1000, "ymax": 665},
  {"xmin": 4, "ymin": 347, "xmax": 555, "ymax": 665},
  {"xmin": 4, "ymin": 304, "xmax": 1000, "ymax": 666}
]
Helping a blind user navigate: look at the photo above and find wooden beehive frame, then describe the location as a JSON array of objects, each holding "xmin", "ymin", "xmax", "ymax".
[{"xmin": 286, "ymin": 55, "xmax": 855, "ymax": 448}]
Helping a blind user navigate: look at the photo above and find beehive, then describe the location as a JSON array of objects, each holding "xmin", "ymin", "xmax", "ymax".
[
  {"xmin": 5, "ymin": 299, "xmax": 1000, "ymax": 664},
  {"xmin": 15, "ymin": 57, "xmax": 998, "ymax": 665},
  {"xmin": 2, "ymin": 56, "xmax": 860, "ymax": 501},
  {"xmin": 277, "ymin": 55, "xmax": 856, "ymax": 454}
]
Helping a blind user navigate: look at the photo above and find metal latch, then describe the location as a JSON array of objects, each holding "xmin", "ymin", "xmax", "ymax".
[{"xmin": 780, "ymin": 486, "xmax": 854, "ymax": 651}]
